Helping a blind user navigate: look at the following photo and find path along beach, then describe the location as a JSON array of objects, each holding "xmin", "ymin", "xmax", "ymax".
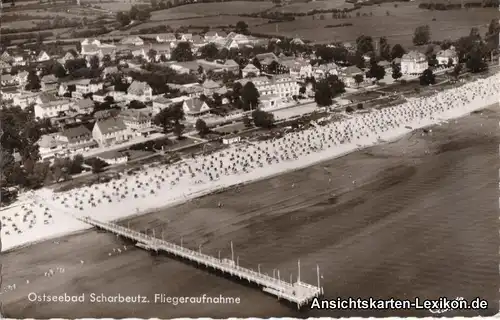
[{"xmin": 1, "ymin": 73, "xmax": 499, "ymax": 317}]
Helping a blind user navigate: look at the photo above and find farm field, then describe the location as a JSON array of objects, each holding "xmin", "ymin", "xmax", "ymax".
[
  {"xmin": 127, "ymin": 15, "xmax": 268, "ymax": 32},
  {"xmin": 81, "ymin": 0, "xmax": 150, "ymax": 11},
  {"xmin": 251, "ymin": 3, "xmax": 498, "ymax": 45},
  {"xmin": 151, "ymin": 1, "xmax": 276, "ymax": 20},
  {"xmin": 270, "ymin": 0, "xmax": 353, "ymax": 14}
]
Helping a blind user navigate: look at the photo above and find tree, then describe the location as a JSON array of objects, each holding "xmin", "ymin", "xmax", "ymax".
[
  {"xmin": 355, "ymin": 35, "xmax": 374, "ymax": 56},
  {"xmin": 427, "ymin": 54, "xmax": 438, "ymax": 67},
  {"xmin": 353, "ymin": 74, "xmax": 364, "ymax": 87},
  {"xmin": 89, "ymin": 55, "xmax": 100, "ymax": 69},
  {"xmin": 199, "ymin": 43, "xmax": 219, "ymax": 61},
  {"xmin": 466, "ymin": 47, "xmax": 487, "ymax": 73},
  {"xmin": 252, "ymin": 109, "xmax": 274, "ymax": 129},
  {"xmin": 235, "ymin": 20, "xmax": 249, "ymax": 34},
  {"xmin": 241, "ymin": 81, "xmax": 259, "ymax": 111},
  {"xmin": 419, "ymin": 68, "xmax": 435, "ymax": 86},
  {"xmin": 299, "ymin": 86, "xmax": 306, "ymax": 95},
  {"xmin": 171, "ymin": 42, "xmax": 193, "ymax": 62},
  {"xmin": 65, "ymin": 58, "xmax": 87, "ymax": 73},
  {"xmin": 129, "ymin": 100, "xmax": 146, "ymax": 109},
  {"xmin": 91, "ymin": 158, "xmax": 106, "ymax": 174},
  {"xmin": 129, "ymin": 5, "xmax": 139, "ymax": 20},
  {"xmin": 25, "ymin": 70, "xmax": 41, "ymax": 91},
  {"xmin": 390, "ymin": 44, "xmax": 406, "ymax": 60},
  {"xmin": 243, "ymin": 114, "xmax": 252, "ymax": 128},
  {"xmin": 379, "ymin": 37, "xmax": 391, "ymax": 61},
  {"xmin": 159, "ymin": 54, "xmax": 168, "ymax": 62},
  {"xmin": 173, "ymin": 120, "xmax": 185, "ymax": 139},
  {"xmin": 314, "ymin": 80, "xmax": 332, "ymax": 107},
  {"xmin": 485, "ymin": 18, "xmax": 500, "ymax": 51},
  {"xmin": 413, "ymin": 25, "xmax": 431, "ymax": 46},
  {"xmin": 116, "ymin": 11, "xmax": 131, "ymax": 26},
  {"xmin": 391, "ymin": 63, "xmax": 402, "ymax": 80},
  {"xmin": 147, "ymin": 49, "xmax": 157, "ymax": 62},
  {"xmin": 52, "ymin": 62, "xmax": 66, "ymax": 78},
  {"xmin": 195, "ymin": 118, "xmax": 209, "ymax": 136},
  {"xmin": 102, "ymin": 54, "xmax": 112, "ymax": 66},
  {"xmin": 451, "ymin": 63, "xmax": 462, "ymax": 79},
  {"xmin": 154, "ymin": 103, "xmax": 185, "ymax": 133},
  {"xmin": 367, "ymin": 63, "xmax": 385, "ymax": 82}
]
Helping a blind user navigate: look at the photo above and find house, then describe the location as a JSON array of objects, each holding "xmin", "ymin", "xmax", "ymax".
[
  {"xmin": 152, "ymin": 95, "xmax": 189, "ymax": 115},
  {"xmin": 11, "ymin": 54, "xmax": 26, "ymax": 66},
  {"xmin": 156, "ymin": 33, "xmax": 177, "ymax": 43},
  {"xmin": 97, "ymin": 45, "xmax": 117, "ymax": 61},
  {"xmin": 127, "ymin": 80, "xmax": 153, "ymax": 102},
  {"xmin": 280, "ymin": 59, "xmax": 312, "ymax": 79},
  {"xmin": 102, "ymin": 66, "xmax": 119, "ymax": 78},
  {"xmin": 0, "ymin": 86, "xmax": 20, "ymax": 100},
  {"xmin": 237, "ymin": 75, "xmax": 299, "ymax": 98},
  {"xmin": 242, "ymin": 63, "xmax": 260, "ymax": 78},
  {"xmin": 41, "ymin": 74, "xmax": 58, "ymax": 92},
  {"xmin": 37, "ymin": 133, "xmax": 68, "ymax": 160},
  {"xmin": 15, "ymin": 71, "xmax": 29, "ymax": 86},
  {"xmin": 81, "ymin": 38, "xmax": 101, "ymax": 46},
  {"xmin": 13, "ymin": 91, "xmax": 38, "ymax": 109},
  {"xmin": 120, "ymin": 36, "xmax": 144, "ymax": 46},
  {"xmin": 1, "ymin": 51, "xmax": 12, "ymax": 63},
  {"xmin": 0, "ymin": 74, "xmax": 16, "ymax": 86},
  {"xmin": 59, "ymin": 125, "xmax": 97, "ymax": 153},
  {"xmin": 151, "ymin": 44, "xmax": 172, "ymax": 61},
  {"xmin": 259, "ymin": 94, "xmax": 281, "ymax": 111},
  {"xmin": 58, "ymin": 51, "xmax": 78, "ymax": 65},
  {"xmin": 72, "ymin": 79, "xmax": 104, "ymax": 99},
  {"xmin": 92, "ymin": 117, "xmax": 129, "ymax": 146},
  {"xmin": 34, "ymin": 98, "xmax": 73, "ymax": 119},
  {"xmin": 180, "ymin": 33, "xmax": 193, "ymax": 41},
  {"xmin": 119, "ymin": 108, "xmax": 152, "ymax": 133},
  {"xmin": 255, "ymin": 52, "xmax": 287, "ymax": 74},
  {"xmin": 223, "ymin": 39, "xmax": 240, "ymax": 50},
  {"xmin": 201, "ymin": 79, "xmax": 221, "ymax": 95},
  {"xmin": 340, "ymin": 66, "xmax": 364, "ymax": 87},
  {"xmin": 96, "ymin": 150, "xmax": 128, "ymax": 165},
  {"xmin": 401, "ymin": 51, "xmax": 428, "ymax": 75},
  {"xmin": 436, "ymin": 47, "xmax": 458, "ymax": 66},
  {"xmin": 182, "ymin": 98, "xmax": 211, "ymax": 119},
  {"xmin": 74, "ymin": 98, "xmax": 95, "ymax": 114},
  {"xmin": 222, "ymin": 135, "xmax": 241, "ymax": 145},
  {"xmin": 37, "ymin": 51, "xmax": 51, "ymax": 62},
  {"xmin": 313, "ymin": 62, "xmax": 338, "ymax": 79},
  {"xmin": 191, "ymin": 35, "xmax": 205, "ymax": 48},
  {"xmin": 290, "ymin": 38, "xmax": 305, "ymax": 46},
  {"xmin": 0, "ymin": 60, "xmax": 11, "ymax": 73},
  {"xmin": 226, "ymin": 32, "xmax": 250, "ymax": 44},
  {"xmin": 205, "ymin": 31, "xmax": 227, "ymax": 42}
]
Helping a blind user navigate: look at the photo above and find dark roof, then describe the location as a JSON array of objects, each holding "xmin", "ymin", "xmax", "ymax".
[
  {"xmin": 61, "ymin": 125, "xmax": 92, "ymax": 142},
  {"xmin": 94, "ymin": 117, "xmax": 127, "ymax": 134}
]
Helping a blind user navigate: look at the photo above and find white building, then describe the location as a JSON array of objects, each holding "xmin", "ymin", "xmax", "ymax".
[
  {"xmin": 72, "ymin": 79, "xmax": 104, "ymax": 99},
  {"xmin": 13, "ymin": 91, "xmax": 38, "ymax": 109},
  {"xmin": 96, "ymin": 151, "xmax": 128, "ymax": 165},
  {"xmin": 120, "ymin": 36, "xmax": 144, "ymax": 46},
  {"xmin": 59, "ymin": 125, "xmax": 97, "ymax": 153},
  {"xmin": 152, "ymin": 95, "xmax": 189, "ymax": 115},
  {"xmin": 37, "ymin": 133, "xmax": 68, "ymax": 160},
  {"xmin": 401, "ymin": 51, "xmax": 428, "ymax": 75},
  {"xmin": 242, "ymin": 63, "xmax": 260, "ymax": 78},
  {"xmin": 119, "ymin": 108, "xmax": 152, "ymax": 133},
  {"xmin": 238, "ymin": 75, "xmax": 299, "ymax": 98},
  {"xmin": 92, "ymin": 117, "xmax": 129, "ymax": 146},
  {"xmin": 182, "ymin": 98, "xmax": 211, "ymax": 120},
  {"xmin": 340, "ymin": 66, "xmax": 364, "ymax": 88},
  {"xmin": 34, "ymin": 99, "xmax": 73, "ymax": 119},
  {"xmin": 127, "ymin": 81, "xmax": 153, "ymax": 102},
  {"xmin": 281, "ymin": 59, "xmax": 313, "ymax": 79},
  {"xmin": 436, "ymin": 47, "xmax": 458, "ymax": 66}
]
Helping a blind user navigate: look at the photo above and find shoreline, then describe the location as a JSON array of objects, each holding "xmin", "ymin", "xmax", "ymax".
[{"xmin": 1, "ymin": 73, "xmax": 499, "ymax": 252}]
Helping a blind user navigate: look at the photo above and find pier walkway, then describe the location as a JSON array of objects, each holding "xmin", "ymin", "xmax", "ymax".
[{"xmin": 80, "ymin": 216, "xmax": 323, "ymax": 308}]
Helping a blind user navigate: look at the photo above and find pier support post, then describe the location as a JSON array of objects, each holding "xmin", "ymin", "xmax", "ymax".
[{"xmin": 258, "ymin": 264, "xmax": 260, "ymax": 274}]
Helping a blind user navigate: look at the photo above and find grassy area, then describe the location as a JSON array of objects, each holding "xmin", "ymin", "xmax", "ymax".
[
  {"xmin": 251, "ymin": 2, "xmax": 497, "ymax": 45},
  {"xmin": 127, "ymin": 15, "xmax": 268, "ymax": 32},
  {"xmin": 151, "ymin": 1, "xmax": 275, "ymax": 20},
  {"xmin": 83, "ymin": 0, "xmax": 150, "ymax": 12},
  {"xmin": 270, "ymin": 0, "xmax": 353, "ymax": 14}
]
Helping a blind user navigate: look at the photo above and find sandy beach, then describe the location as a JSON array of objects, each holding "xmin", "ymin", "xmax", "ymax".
[{"xmin": 2, "ymin": 102, "xmax": 498, "ymax": 317}]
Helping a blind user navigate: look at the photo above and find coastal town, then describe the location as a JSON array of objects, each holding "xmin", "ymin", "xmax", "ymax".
[{"xmin": 0, "ymin": 0, "xmax": 499, "ymax": 317}]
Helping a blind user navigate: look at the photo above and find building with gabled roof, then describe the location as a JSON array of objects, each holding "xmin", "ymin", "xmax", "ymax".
[
  {"xmin": 120, "ymin": 36, "xmax": 144, "ymax": 46},
  {"xmin": 74, "ymin": 98, "xmax": 95, "ymax": 114},
  {"xmin": 182, "ymin": 98, "xmax": 210, "ymax": 119},
  {"xmin": 119, "ymin": 108, "xmax": 153, "ymax": 132},
  {"xmin": 436, "ymin": 47, "xmax": 458, "ymax": 66},
  {"xmin": 156, "ymin": 33, "xmax": 177, "ymax": 43},
  {"xmin": 401, "ymin": 50, "xmax": 428, "ymax": 75},
  {"xmin": 34, "ymin": 98, "xmax": 74, "ymax": 119},
  {"xmin": 37, "ymin": 51, "xmax": 51, "ymax": 62},
  {"xmin": 127, "ymin": 80, "xmax": 153, "ymax": 102},
  {"xmin": 92, "ymin": 117, "xmax": 129, "ymax": 146},
  {"xmin": 242, "ymin": 63, "xmax": 260, "ymax": 78},
  {"xmin": 59, "ymin": 125, "xmax": 97, "ymax": 152}
]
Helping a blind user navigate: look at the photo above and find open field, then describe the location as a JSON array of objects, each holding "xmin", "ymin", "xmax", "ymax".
[
  {"xmin": 81, "ymin": 0, "xmax": 150, "ymax": 11},
  {"xmin": 270, "ymin": 0, "xmax": 353, "ymax": 14},
  {"xmin": 127, "ymin": 15, "xmax": 269, "ymax": 32},
  {"xmin": 251, "ymin": 3, "xmax": 497, "ymax": 45},
  {"xmin": 151, "ymin": 1, "xmax": 276, "ymax": 20}
]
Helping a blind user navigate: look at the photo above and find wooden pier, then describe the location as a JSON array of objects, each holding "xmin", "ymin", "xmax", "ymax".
[{"xmin": 80, "ymin": 216, "xmax": 324, "ymax": 308}]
